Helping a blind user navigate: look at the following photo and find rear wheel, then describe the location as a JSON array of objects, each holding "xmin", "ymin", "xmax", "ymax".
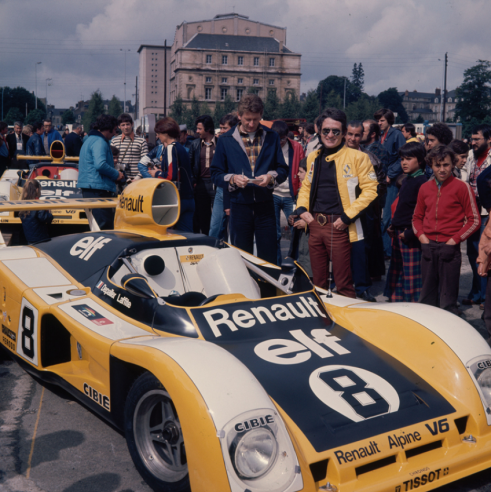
[{"xmin": 124, "ymin": 372, "xmax": 190, "ymax": 492}]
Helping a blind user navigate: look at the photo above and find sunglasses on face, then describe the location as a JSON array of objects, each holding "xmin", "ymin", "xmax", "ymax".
[{"xmin": 322, "ymin": 128, "xmax": 341, "ymax": 136}]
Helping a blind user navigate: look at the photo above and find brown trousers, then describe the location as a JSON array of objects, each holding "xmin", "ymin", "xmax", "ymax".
[{"xmin": 308, "ymin": 216, "xmax": 356, "ymax": 298}]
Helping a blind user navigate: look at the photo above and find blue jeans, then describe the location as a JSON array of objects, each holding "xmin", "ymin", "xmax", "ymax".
[
  {"xmin": 466, "ymin": 217, "xmax": 488, "ymax": 302},
  {"xmin": 273, "ymin": 194, "xmax": 295, "ymax": 265},
  {"xmin": 230, "ymin": 200, "xmax": 277, "ymax": 265},
  {"xmin": 174, "ymin": 198, "xmax": 195, "ymax": 233},
  {"xmin": 81, "ymin": 188, "xmax": 116, "ymax": 230},
  {"xmin": 382, "ymin": 182, "xmax": 399, "ymax": 257},
  {"xmin": 209, "ymin": 187, "xmax": 229, "ymax": 240}
]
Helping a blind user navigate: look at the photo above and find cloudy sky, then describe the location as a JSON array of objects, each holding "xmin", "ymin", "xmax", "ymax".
[{"xmin": 1, "ymin": 0, "xmax": 489, "ymax": 110}]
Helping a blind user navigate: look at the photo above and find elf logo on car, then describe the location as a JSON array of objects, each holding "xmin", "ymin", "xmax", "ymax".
[
  {"xmin": 70, "ymin": 237, "xmax": 112, "ymax": 261},
  {"xmin": 310, "ymin": 365, "xmax": 400, "ymax": 422}
]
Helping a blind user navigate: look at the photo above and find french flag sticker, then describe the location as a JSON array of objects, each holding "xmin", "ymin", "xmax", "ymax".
[{"xmin": 96, "ymin": 281, "xmax": 104, "ymax": 289}]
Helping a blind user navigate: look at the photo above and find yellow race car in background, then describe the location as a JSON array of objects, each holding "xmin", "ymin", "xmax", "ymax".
[
  {"xmin": 0, "ymin": 141, "xmax": 87, "ymax": 245},
  {"xmin": 1, "ymin": 178, "xmax": 491, "ymax": 492}
]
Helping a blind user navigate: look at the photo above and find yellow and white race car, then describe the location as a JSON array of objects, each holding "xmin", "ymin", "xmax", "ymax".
[{"xmin": 1, "ymin": 178, "xmax": 491, "ymax": 492}]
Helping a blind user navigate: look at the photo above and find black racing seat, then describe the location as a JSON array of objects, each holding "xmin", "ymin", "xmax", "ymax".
[{"xmin": 163, "ymin": 291, "xmax": 207, "ymax": 307}]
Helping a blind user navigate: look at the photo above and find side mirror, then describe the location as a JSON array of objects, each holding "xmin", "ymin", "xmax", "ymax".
[{"xmin": 121, "ymin": 274, "xmax": 156, "ymax": 299}]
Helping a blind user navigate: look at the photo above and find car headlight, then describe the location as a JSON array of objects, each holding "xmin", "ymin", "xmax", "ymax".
[
  {"xmin": 477, "ymin": 367, "xmax": 491, "ymax": 406},
  {"xmin": 233, "ymin": 427, "xmax": 278, "ymax": 479}
]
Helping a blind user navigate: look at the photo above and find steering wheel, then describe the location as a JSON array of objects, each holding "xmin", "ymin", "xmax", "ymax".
[{"xmin": 199, "ymin": 294, "xmax": 223, "ymax": 306}]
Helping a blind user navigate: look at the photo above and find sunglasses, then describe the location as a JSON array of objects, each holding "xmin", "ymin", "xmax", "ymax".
[{"xmin": 322, "ymin": 128, "xmax": 341, "ymax": 136}]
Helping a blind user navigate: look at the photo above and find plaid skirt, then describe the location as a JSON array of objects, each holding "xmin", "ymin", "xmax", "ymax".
[{"xmin": 385, "ymin": 233, "xmax": 422, "ymax": 302}]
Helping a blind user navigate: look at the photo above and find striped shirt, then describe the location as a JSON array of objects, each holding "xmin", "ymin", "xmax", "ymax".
[{"xmin": 111, "ymin": 133, "xmax": 148, "ymax": 179}]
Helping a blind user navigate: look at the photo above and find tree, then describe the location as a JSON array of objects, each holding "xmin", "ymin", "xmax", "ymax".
[
  {"xmin": 281, "ymin": 91, "xmax": 301, "ymax": 119},
  {"xmin": 82, "ymin": 90, "xmax": 105, "ymax": 131},
  {"xmin": 107, "ymin": 96, "xmax": 122, "ymax": 118},
  {"xmin": 345, "ymin": 95, "xmax": 380, "ymax": 122},
  {"xmin": 4, "ymin": 107, "xmax": 24, "ymax": 125},
  {"xmin": 0, "ymin": 86, "xmax": 45, "ymax": 120},
  {"xmin": 25, "ymin": 108, "xmax": 46, "ymax": 125},
  {"xmin": 301, "ymin": 89, "xmax": 320, "ymax": 123},
  {"xmin": 415, "ymin": 115, "xmax": 424, "ymax": 124},
  {"xmin": 62, "ymin": 109, "xmax": 75, "ymax": 125},
  {"xmin": 323, "ymin": 90, "xmax": 343, "ymax": 111},
  {"xmin": 455, "ymin": 60, "xmax": 491, "ymax": 124},
  {"xmin": 317, "ymin": 75, "xmax": 362, "ymax": 109},
  {"xmin": 263, "ymin": 90, "xmax": 281, "ymax": 120},
  {"xmin": 169, "ymin": 94, "xmax": 190, "ymax": 125},
  {"xmin": 377, "ymin": 88, "xmax": 409, "ymax": 123},
  {"xmin": 351, "ymin": 63, "xmax": 365, "ymax": 92}
]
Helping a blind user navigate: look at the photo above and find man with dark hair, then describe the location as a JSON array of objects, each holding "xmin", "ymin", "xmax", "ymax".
[
  {"xmin": 189, "ymin": 114, "xmax": 216, "ymax": 235},
  {"xmin": 64, "ymin": 123, "xmax": 84, "ymax": 157},
  {"xmin": 43, "ymin": 119, "xmax": 62, "ymax": 155},
  {"xmin": 111, "ymin": 113, "xmax": 148, "ymax": 181},
  {"xmin": 401, "ymin": 123, "xmax": 419, "ymax": 143},
  {"xmin": 374, "ymin": 108, "xmax": 406, "ymax": 259},
  {"xmin": 211, "ymin": 94, "xmax": 288, "ymax": 264},
  {"xmin": 271, "ymin": 120, "xmax": 305, "ymax": 265},
  {"xmin": 6, "ymin": 121, "xmax": 29, "ymax": 168},
  {"xmin": 426, "ymin": 122, "xmax": 453, "ymax": 150},
  {"xmin": 219, "ymin": 114, "xmax": 238, "ymax": 135},
  {"xmin": 296, "ymin": 108, "xmax": 378, "ymax": 296},
  {"xmin": 462, "ymin": 124, "xmax": 491, "ymax": 307},
  {"xmin": 77, "ymin": 115, "xmax": 124, "ymax": 230},
  {"xmin": 26, "ymin": 121, "xmax": 46, "ymax": 169},
  {"xmin": 0, "ymin": 122, "xmax": 9, "ymax": 175}
]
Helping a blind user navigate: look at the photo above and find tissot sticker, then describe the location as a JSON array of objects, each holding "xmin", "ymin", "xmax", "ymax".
[
  {"xmin": 16, "ymin": 298, "xmax": 39, "ymax": 366},
  {"xmin": 72, "ymin": 304, "xmax": 113, "ymax": 326},
  {"xmin": 395, "ymin": 468, "xmax": 448, "ymax": 491}
]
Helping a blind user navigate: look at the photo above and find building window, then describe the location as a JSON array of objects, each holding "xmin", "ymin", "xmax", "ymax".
[
  {"xmin": 238, "ymin": 78, "xmax": 243, "ymax": 84},
  {"xmin": 448, "ymin": 97, "xmax": 452, "ymax": 103},
  {"xmin": 238, "ymin": 56, "xmax": 244, "ymax": 66},
  {"xmin": 254, "ymin": 57, "xmax": 259, "ymax": 66},
  {"xmin": 221, "ymin": 88, "xmax": 228, "ymax": 100},
  {"xmin": 269, "ymin": 79, "xmax": 275, "ymax": 85},
  {"xmin": 253, "ymin": 79, "xmax": 259, "ymax": 85},
  {"xmin": 237, "ymin": 88, "xmax": 244, "ymax": 101},
  {"xmin": 205, "ymin": 88, "xmax": 212, "ymax": 100},
  {"xmin": 269, "ymin": 58, "xmax": 275, "ymax": 67},
  {"xmin": 206, "ymin": 76, "xmax": 212, "ymax": 83},
  {"xmin": 206, "ymin": 54, "xmax": 212, "ymax": 64},
  {"xmin": 222, "ymin": 55, "xmax": 228, "ymax": 65},
  {"xmin": 221, "ymin": 77, "xmax": 228, "ymax": 84}
]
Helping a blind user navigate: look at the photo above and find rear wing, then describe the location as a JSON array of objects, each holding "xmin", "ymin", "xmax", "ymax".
[
  {"xmin": 17, "ymin": 140, "xmax": 79, "ymax": 163},
  {"xmin": 0, "ymin": 197, "xmax": 118, "ymax": 246}
]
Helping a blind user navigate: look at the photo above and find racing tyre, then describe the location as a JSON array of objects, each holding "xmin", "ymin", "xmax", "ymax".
[{"xmin": 125, "ymin": 372, "xmax": 190, "ymax": 492}]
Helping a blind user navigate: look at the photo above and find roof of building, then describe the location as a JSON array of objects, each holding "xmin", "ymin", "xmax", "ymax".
[
  {"xmin": 137, "ymin": 44, "xmax": 171, "ymax": 53},
  {"xmin": 179, "ymin": 13, "xmax": 284, "ymax": 30},
  {"xmin": 183, "ymin": 33, "xmax": 294, "ymax": 53},
  {"xmin": 399, "ymin": 89, "xmax": 457, "ymax": 102}
]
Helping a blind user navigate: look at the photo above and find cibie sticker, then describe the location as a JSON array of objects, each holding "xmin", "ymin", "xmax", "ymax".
[
  {"xmin": 180, "ymin": 254, "xmax": 204, "ymax": 263},
  {"xmin": 72, "ymin": 304, "xmax": 113, "ymax": 326}
]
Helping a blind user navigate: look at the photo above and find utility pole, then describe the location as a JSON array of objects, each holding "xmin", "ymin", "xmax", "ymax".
[
  {"xmin": 135, "ymin": 76, "xmax": 138, "ymax": 120},
  {"xmin": 46, "ymin": 78, "xmax": 52, "ymax": 115},
  {"xmin": 319, "ymin": 84, "xmax": 323, "ymax": 116},
  {"xmin": 442, "ymin": 52, "xmax": 448, "ymax": 122},
  {"xmin": 121, "ymin": 49, "xmax": 130, "ymax": 112},
  {"xmin": 343, "ymin": 77, "xmax": 346, "ymax": 109},
  {"xmin": 164, "ymin": 39, "xmax": 167, "ymax": 116},
  {"xmin": 35, "ymin": 62, "xmax": 42, "ymax": 109}
]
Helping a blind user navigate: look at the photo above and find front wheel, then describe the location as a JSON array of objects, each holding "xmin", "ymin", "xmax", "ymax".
[{"xmin": 124, "ymin": 372, "xmax": 190, "ymax": 492}]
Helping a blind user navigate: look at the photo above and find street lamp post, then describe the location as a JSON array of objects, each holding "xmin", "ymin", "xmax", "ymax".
[
  {"xmin": 46, "ymin": 78, "xmax": 52, "ymax": 115},
  {"xmin": 120, "ymin": 49, "xmax": 130, "ymax": 113},
  {"xmin": 35, "ymin": 62, "xmax": 42, "ymax": 109}
]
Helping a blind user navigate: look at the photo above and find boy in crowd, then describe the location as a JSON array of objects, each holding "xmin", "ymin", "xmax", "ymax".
[
  {"xmin": 385, "ymin": 142, "xmax": 427, "ymax": 302},
  {"xmin": 412, "ymin": 145, "xmax": 480, "ymax": 314},
  {"xmin": 448, "ymin": 140, "xmax": 469, "ymax": 179}
]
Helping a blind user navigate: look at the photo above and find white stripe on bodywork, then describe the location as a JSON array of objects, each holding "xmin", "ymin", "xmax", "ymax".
[
  {"xmin": 120, "ymin": 337, "xmax": 274, "ymax": 429},
  {"xmin": 58, "ymin": 298, "xmax": 149, "ymax": 340},
  {"xmin": 3, "ymin": 258, "xmax": 71, "ymax": 288},
  {"xmin": 346, "ymin": 177, "xmax": 364, "ymax": 240},
  {"xmin": 0, "ymin": 246, "xmax": 37, "ymax": 260},
  {"xmin": 33, "ymin": 285, "xmax": 81, "ymax": 305},
  {"xmin": 350, "ymin": 302, "xmax": 491, "ymax": 363}
]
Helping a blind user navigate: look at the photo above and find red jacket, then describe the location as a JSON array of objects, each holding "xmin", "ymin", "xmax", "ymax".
[
  {"xmin": 287, "ymin": 138, "xmax": 305, "ymax": 197},
  {"xmin": 412, "ymin": 175, "xmax": 480, "ymax": 244}
]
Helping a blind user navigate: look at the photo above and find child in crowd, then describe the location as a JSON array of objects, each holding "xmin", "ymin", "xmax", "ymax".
[
  {"xmin": 385, "ymin": 142, "xmax": 428, "ymax": 302},
  {"xmin": 20, "ymin": 180, "xmax": 53, "ymax": 244},
  {"xmin": 413, "ymin": 145, "xmax": 481, "ymax": 314},
  {"xmin": 110, "ymin": 146, "xmax": 120, "ymax": 168},
  {"xmin": 448, "ymin": 139, "xmax": 469, "ymax": 179},
  {"xmin": 288, "ymin": 159, "xmax": 312, "ymax": 278}
]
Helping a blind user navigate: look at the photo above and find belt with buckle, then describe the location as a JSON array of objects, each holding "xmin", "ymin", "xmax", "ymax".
[{"xmin": 316, "ymin": 213, "xmax": 328, "ymax": 226}]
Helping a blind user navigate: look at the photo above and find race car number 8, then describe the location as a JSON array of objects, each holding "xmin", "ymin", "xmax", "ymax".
[
  {"xmin": 309, "ymin": 365, "xmax": 400, "ymax": 422},
  {"xmin": 16, "ymin": 298, "xmax": 39, "ymax": 366}
]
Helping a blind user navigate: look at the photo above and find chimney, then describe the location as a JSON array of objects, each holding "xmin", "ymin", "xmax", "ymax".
[
  {"xmin": 435, "ymin": 88, "xmax": 441, "ymax": 96},
  {"xmin": 279, "ymin": 41, "xmax": 284, "ymax": 52}
]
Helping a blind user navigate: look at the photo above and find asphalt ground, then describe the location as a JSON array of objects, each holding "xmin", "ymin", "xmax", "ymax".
[{"xmin": 1, "ymin": 236, "xmax": 491, "ymax": 492}]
